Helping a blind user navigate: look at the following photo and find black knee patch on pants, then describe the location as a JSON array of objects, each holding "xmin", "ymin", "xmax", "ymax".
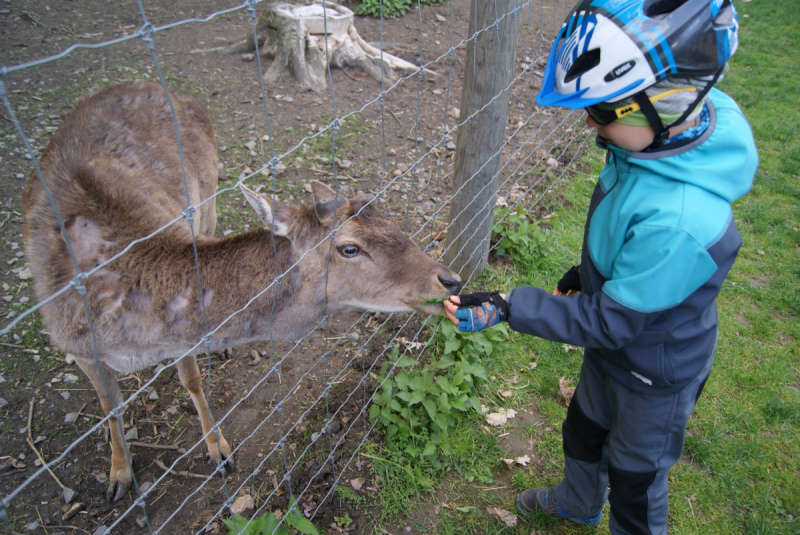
[
  {"xmin": 562, "ymin": 395, "xmax": 608, "ymax": 463},
  {"xmin": 608, "ymin": 464, "xmax": 657, "ymax": 535}
]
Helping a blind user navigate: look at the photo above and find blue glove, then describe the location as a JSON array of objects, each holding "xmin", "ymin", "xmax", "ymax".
[{"xmin": 455, "ymin": 292, "xmax": 509, "ymax": 333}]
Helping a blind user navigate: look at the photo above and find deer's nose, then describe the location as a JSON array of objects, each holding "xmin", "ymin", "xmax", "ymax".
[{"xmin": 438, "ymin": 275, "xmax": 462, "ymax": 296}]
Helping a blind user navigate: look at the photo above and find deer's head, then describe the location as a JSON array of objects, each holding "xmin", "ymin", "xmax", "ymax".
[{"xmin": 241, "ymin": 181, "xmax": 461, "ymax": 316}]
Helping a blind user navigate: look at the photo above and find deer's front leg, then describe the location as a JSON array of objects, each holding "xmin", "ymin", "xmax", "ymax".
[
  {"xmin": 177, "ymin": 355, "xmax": 234, "ymax": 470},
  {"xmin": 74, "ymin": 356, "xmax": 132, "ymax": 501}
]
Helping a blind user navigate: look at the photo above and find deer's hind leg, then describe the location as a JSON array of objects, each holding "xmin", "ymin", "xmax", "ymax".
[
  {"xmin": 176, "ymin": 355, "xmax": 234, "ymax": 470},
  {"xmin": 73, "ymin": 356, "xmax": 132, "ymax": 502}
]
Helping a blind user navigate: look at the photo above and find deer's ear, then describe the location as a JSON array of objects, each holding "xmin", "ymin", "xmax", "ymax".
[
  {"xmin": 309, "ymin": 180, "xmax": 351, "ymax": 221},
  {"xmin": 240, "ymin": 184, "xmax": 290, "ymax": 236}
]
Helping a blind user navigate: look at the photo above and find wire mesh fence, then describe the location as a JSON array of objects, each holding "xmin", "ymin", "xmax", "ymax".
[{"xmin": 0, "ymin": 0, "xmax": 590, "ymax": 532}]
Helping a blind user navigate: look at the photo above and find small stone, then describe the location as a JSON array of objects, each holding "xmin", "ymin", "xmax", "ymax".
[
  {"xmin": 18, "ymin": 267, "xmax": 32, "ymax": 280},
  {"xmin": 140, "ymin": 481, "xmax": 153, "ymax": 493},
  {"xmin": 93, "ymin": 526, "xmax": 108, "ymax": 535},
  {"xmin": 64, "ymin": 412, "xmax": 79, "ymax": 424},
  {"xmin": 346, "ymin": 332, "xmax": 359, "ymax": 340},
  {"xmin": 435, "ymin": 13, "xmax": 446, "ymax": 22},
  {"xmin": 94, "ymin": 473, "xmax": 108, "ymax": 484},
  {"xmin": 283, "ymin": 96, "xmax": 294, "ymax": 103},
  {"xmin": 124, "ymin": 427, "xmax": 138, "ymax": 441},
  {"xmin": 63, "ymin": 373, "xmax": 79, "ymax": 383},
  {"xmin": 446, "ymin": 141, "xmax": 456, "ymax": 150},
  {"xmin": 63, "ymin": 486, "xmax": 79, "ymax": 504},
  {"xmin": 148, "ymin": 389, "xmax": 159, "ymax": 401},
  {"xmin": 0, "ymin": 397, "xmax": 7, "ymax": 409},
  {"xmin": 241, "ymin": 53, "xmax": 255, "ymax": 62},
  {"xmin": 15, "ymin": 173, "xmax": 25, "ymax": 179},
  {"xmin": 60, "ymin": 391, "xmax": 70, "ymax": 400},
  {"xmin": 136, "ymin": 513, "xmax": 147, "ymax": 528},
  {"xmin": 546, "ymin": 157, "xmax": 559, "ymax": 168},
  {"xmin": 244, "ymin": 141, "xmax": 256, "ymax": 151},
  {"xmin": 65, "ymin": 354, "xmax": 76, "ymax": 365},
  {"xmin": 24, "ymin": 521, "xmax": 39, "ymax": 532},
  {"xmin": 230, "ymin": 494, "xmax": 255, "ymax": 515}
]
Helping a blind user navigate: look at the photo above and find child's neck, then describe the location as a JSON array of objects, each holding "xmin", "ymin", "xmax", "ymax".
[{"xmin": 667, "ymin": 116, "xmax": 700, "ymax": 139}]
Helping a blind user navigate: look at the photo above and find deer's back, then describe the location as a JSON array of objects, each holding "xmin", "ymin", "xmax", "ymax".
[{"xmin": 22, "ymin": 82, "xmax": 219, "ymax": 362}]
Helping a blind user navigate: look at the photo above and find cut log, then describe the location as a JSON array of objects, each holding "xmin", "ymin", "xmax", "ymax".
[{"xmin": 201, "ymin": 2, "xmax": 419, "ymax": 92}]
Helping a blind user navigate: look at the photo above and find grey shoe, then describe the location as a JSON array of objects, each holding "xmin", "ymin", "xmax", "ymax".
[{"xmin": 516, "ymin": 488, "xmax": 602, "ymax": 525}]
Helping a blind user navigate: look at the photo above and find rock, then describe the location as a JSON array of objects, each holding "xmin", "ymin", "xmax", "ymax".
[
  {"xmin": 446, "ymin": 141, "xmax": 457, "ymax": 150},
  {"xmin": 230, "ymin": 494, "xmax": 255, "ymax": 515},
  {"xmin": 65, "ymin": 354, "xmax": 76, "ymax": 365},
  {"xmin": 24, "ymin": 522, "xmax": 39, "ymax": 532},
  {"xmin": 0, "ymin": 397, "xmax": 7, "ymax": 409},
  {"xmin": 63, "ymin": 486, "xmax": 79, "ymax": 504},
  {"xmin": 18, "ymin": 267, "xmax": 32, "ymax": 280},
  {"xmin": 435, "ymin": 13, "xmax": 446, "ymax": 22},
  {"xmin": 93, "ymin": 526, "xmax": 108, "ymax": 535},
  {"xmin": 241, "ymin": 53, "xmax": 255, "ymax": 62},
  {"xmin": 124, "ymin": 427, "xmax": 139, "ymax": 442},
  {"xmin": 148, "ymin": 389, "xmax": 159, "ymax": 401},
  {"xmin": 63, "ymin": 373, "xmax": 79, "ymax": 383},
  {"xmin": 136, "ymin": 512, "xmax": 148, "ymax": 528},
  {"xmin": 244, "ymin": 141, "xmax": 257, "ymax": 151},
  {"xmin": 140, "ymin": 481, "xmax": 153, "ymax": 493},
  {"xmin": 64, "ymin": 412, "xmax": 78, "ymax": 424},
  {"xmin": 546, "ymin": 157, "xmax": 559, "ymax": 168}
]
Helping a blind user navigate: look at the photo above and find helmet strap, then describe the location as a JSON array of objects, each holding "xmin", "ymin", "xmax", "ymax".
[
  {"xmin": 633, "ymin": 91, "xmax": 669, "ymax": 149},
  {"xmin": 639, "ymin": 65, "xmax": 726, "ymax": 151}
]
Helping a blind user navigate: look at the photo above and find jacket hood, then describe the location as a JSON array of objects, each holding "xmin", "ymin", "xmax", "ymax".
[{"xmin": 605, "ymin": 88, "xmax": 758, "ymax": 204}]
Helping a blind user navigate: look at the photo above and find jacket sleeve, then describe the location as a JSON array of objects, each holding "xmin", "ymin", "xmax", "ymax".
[{"xmin": 506, "ymin": 285, "xmax": 660, "ymax": 350}]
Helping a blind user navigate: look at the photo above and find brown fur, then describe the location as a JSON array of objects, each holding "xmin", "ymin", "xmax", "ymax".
[{"xmin": 22, "ymin": 81, "xmax": 460, "ymax": 501}]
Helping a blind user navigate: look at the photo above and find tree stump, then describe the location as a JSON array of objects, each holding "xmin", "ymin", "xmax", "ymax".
[{"xmin": 216, "ymin": 2, "xmax": 419, "ymax": 92}]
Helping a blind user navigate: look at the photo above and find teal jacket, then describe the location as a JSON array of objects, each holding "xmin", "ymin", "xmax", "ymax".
[{"xmin": 507, "ymin": 89, "xmax": 758, "ymax": 393}]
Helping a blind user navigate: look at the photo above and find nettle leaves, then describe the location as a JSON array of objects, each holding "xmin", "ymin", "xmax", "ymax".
[{"xmin": 368, "ymin": 319, "xmax": 509, "ymax": 467}]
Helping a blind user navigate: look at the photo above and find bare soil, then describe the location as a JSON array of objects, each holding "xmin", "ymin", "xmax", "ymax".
[{"xmin": 0, "ymin": 1, "xmax": 578, "ymax": 533}]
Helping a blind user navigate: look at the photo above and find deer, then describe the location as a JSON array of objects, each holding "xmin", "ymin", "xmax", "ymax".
[{"xmin": 22, "ymin": 81, "xmax": 461, "ymax": 502}]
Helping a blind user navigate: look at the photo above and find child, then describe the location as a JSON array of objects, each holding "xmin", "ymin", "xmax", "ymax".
[{"xmin": 443, "ymin": 0, "xmax": 758, "ymax": 533}]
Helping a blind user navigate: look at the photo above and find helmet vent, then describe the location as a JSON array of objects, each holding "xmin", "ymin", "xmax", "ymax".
[
  {"xmin": 643, "ymin": 0, "xmax": 691, "ymax": 17},
  {"xmin": 564, "ymin": 48, "xmax": 601, "ymax": 84}
]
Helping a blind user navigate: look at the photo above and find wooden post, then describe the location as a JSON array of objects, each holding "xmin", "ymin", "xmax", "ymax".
[{"xmin": 444, "ymin": 0, "xmax": 522, "ymax": 281}]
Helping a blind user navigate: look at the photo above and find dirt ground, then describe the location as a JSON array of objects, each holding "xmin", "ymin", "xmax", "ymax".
[{"xmin": 0, "ymin": 1, "xmax": 581, "ymax": 533}]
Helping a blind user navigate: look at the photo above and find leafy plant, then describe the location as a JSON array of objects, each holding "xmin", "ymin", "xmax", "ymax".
[
  {"xmin": 222, "ymin": 497, "xmax": 319, "ymax": 535},
  {"xmin": 492, "ymin": 205, "xmax": 553, "ymax": 268},
  {"xmin": 355, "ymin": 0, "xmax": 445, "ymax": 18},
  {"xmin": 368, "ymin": 320, "xmax": 508, "ymax": 468},
  {"xmin": 334, "ymin": 513, "xmax": 353, "ymax": 529}
]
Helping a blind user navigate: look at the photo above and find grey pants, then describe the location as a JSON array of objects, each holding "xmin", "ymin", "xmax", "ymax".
[{"xmin": 551, "ymin": 351, "xmax": 714, "ymax": 534}]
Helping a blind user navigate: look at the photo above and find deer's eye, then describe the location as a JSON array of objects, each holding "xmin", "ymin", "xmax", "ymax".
[{"xmin": 338, "ymin": 244, "xmax": 360, "ymax": 258}]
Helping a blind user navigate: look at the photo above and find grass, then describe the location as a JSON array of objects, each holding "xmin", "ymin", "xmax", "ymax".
[{"xmin": 360, "ymin": 1, "xmax": 800, "ymax": 533}]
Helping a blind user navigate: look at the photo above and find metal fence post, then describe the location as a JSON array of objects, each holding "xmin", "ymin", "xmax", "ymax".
[{"xmin": 444, "ymin": 0, "xmax": 523, "ymax": 280}]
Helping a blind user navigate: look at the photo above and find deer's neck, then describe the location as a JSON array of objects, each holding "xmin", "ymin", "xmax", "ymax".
[{"xmin": 185, "ymin": 229, "xmax": 324, "ymax": 345}]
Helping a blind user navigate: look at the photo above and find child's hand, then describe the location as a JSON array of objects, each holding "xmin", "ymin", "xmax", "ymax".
[
  {"xmin": 554, "ymin": 265, "xmax": 581, "ymax": 296},
  {"xmin": 444, "ymin": 292, "xmax": 508, "ymax": 332}
]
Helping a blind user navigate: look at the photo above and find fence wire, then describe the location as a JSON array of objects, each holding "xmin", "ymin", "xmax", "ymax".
[{"xmin": 0, "ymin": 0, "xmax": 588, "ymax": 532}]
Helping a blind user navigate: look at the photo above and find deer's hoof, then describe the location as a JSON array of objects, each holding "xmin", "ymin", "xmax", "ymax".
[
  {"xmin": 210, "ymin": 452, "xmax": 235, "ymax": 473},
  {"xmin": 107, "ymin": 480, "xmax": 130, "ymax": 502}
]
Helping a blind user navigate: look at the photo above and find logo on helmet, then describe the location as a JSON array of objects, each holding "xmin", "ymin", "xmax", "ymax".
[{"xmin": 604, "ymin": 60, "xmax": 636, "ymax": 83}]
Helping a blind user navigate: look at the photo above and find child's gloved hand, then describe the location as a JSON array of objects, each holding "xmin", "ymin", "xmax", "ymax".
[
  {"xmin": 446, "ymin": 292, "xmax": 509, "ymax": 333},
  {"xmin": 554, "ymin": 265, "xmax": 581, "ymax": 296}
]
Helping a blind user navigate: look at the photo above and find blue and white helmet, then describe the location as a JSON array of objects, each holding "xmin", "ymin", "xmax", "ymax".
[{"xmin": 536, "ymin": 0, "xmax": 739, "ymax": 109}]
